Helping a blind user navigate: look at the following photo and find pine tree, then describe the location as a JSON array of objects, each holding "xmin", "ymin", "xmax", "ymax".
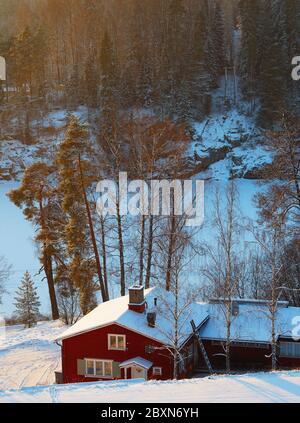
[
  {"xmin": 14, "ymin": 272, "xmax": 41, "ymax": 328},
  {"xmin": 56, "ymin": 117, "xmax": 107, "ymax": 313}
]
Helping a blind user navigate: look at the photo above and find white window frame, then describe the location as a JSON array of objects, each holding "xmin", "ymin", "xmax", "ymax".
[
  {"xmin": 152, "ymin": 367, "xmax": 162, "ymax": 376},
  {"xmin": 108, "ymin": 334, "xmax": 126, "ymax": 351},
  {"xmin": 85, "ymin": 359, "xmax": 113, "ymax": 378}
]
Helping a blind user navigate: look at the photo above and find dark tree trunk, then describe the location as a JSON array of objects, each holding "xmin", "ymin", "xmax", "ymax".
[
  {"xmin": 165, "ymin": 214, "xmax": 176, "ymax": 291},
  {"xmin": 139, "ymin": 215, "xmax": 145, "ymax": 286},
  {"xmin": 44, "ymin": 251, "xmax": 60, "ymax": 320},
  {"xmin": 117, "ymin": 199, "xmax": 126, "ymax": 296},
  {"xmin": 145, "ymin": 215, "xmax": 154, "ymax": 289},
  {"xmin": 100, "ymin": 216, "xmax": 109, "ymax": 299},
  {"xmin": 38, "ymin": 193, "xmax": 59, "ymax": 320},
  {"xmin": 78, "ymin": 156, "xmax": 108, "ymax": 302}
]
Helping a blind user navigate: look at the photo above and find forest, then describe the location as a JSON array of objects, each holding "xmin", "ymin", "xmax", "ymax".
[{"xmin": 0, "ymin": 0, "xmax": 299, "ymax": 342}]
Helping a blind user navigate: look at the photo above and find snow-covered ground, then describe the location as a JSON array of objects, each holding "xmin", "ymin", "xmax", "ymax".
[
  {"xmin": 1, "ymin": 320, "xmax": 300, "ymax": 403},
  {"xmin": 192, "ymin": 74, "xmax": 273, "ymax": 180},
  {"xmin": 0, "ymin": 321, "xmax": 65, "ymax": 391},
  {"xmin": 1, "ymin": 371, "xmax": 300, "ymax": 403}
]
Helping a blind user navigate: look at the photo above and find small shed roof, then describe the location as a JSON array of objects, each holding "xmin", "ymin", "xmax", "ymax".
[{"xmin": 120, "ymin": 357, "xmax": 153, "ymax": 369}]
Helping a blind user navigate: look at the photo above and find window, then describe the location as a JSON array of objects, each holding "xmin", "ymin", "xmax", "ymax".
[
  {"xmin": 153, "ymin": 367, "xmax": 162, "ymax": 376},
  {"xmin": 108, "ymin": 334, "xmax": 126, "ymax": 350},
  {"xmin": 95, "ymin": 361, "xmax": 103, "ymax": 376},
  {"xmin": 86, "ymin": 360, "xmax": 95, "ymax": 375},
  {"xmin": 280, "ymin": 342, "xmax": 300, "ymax": 358},
  {"xmin": 85, "ymin": 359, "xmax": 113, "ymax": 378}
]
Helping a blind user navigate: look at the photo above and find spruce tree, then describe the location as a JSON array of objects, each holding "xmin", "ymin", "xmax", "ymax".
[
  {"xmin": 258, "ymin": 0, "xmax": 287, "ymax": 124},
  {"xmin": 191, "ymin": 2, "xmax": 211, "ymax": 117},
  {"xmin": 14, "ymin": 272, "xmax": 41, "ymax": 328},
  {"xmin": 239, "ymin": 0, "xmax": 260, "ymax": 100},
  {"xmin": 213, "ymin": 2, "xmax": 226, "ymax": 76}
]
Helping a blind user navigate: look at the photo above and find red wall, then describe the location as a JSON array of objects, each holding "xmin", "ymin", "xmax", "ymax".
[
  {"xmin": 198, "ymin": 340, "xmax": 272, "ymax": 371},
  {"xmin": 62, "ymin": 323, "xmax": 176, "ymax": 384}
]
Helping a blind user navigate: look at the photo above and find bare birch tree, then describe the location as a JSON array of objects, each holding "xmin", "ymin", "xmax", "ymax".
[
  {"xmin": 202, "ymin": 181, "xmax": 243, "ymax": 372},
  {"xmin": 246, "ymin": 217, "xmax": 287, "ymax": 371},
  {"xmin": 154, "ymin": 236, "xmax": 198, "ymax": 379},
  {"xmin": 0, "ymin": 256, "xmax": 10, "ymax": 304}
]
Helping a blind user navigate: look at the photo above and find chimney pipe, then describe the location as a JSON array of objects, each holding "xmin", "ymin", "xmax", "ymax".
[{"xmin": 147, "ymin": 312, "xmax": 156, "ymax": 328}]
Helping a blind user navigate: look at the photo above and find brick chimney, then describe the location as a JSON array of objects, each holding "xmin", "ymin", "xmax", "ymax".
[{"xmin": 128, "ymin": 285, "xmax": 146, "ymax": 313}]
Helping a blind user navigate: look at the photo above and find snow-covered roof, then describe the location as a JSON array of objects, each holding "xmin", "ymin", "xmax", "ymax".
[
  {"xmin": 198, "ymin": 302, "xmax": 300, "ymax": 344},
  {"xmin": 57, "ymin": 287, "xmax": 209, "ymax": 346},
  {"xmin": 120, "ymin": 357, "xmax": 153, "ymax": 369}
]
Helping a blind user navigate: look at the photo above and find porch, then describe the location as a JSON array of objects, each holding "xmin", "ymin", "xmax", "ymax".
[{"xmin": 119, "ymin": 357, "xmax": 153, "ymax": 381}]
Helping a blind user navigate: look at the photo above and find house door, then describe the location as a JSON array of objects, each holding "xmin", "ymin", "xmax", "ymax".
[{"xmin": 131, "ymin": 365, "xmax": 147, "ymax": 380}]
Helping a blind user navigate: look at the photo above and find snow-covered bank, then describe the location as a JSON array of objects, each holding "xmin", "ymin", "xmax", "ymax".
[
  {"xmin": 0, "ymin": 321, "xmax": 65, "ymax": 390},
  {"xmin": 1, "ymin": 371, "xmax": 300, "ymax": 403}
]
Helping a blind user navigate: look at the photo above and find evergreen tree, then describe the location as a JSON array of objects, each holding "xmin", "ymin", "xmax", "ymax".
[
  {"xmin": 213, "ymin": 2, "xmax": 226, "ymax": 75},
  {"xmin": 9, "ymin": 26, "xmax": 47, "ymax": 96},
  {"xmin": 258, "ymin": 0, "xmax": 288, "ymax": 124},
  {"xmin": 203, "ymin": 1, "xmax": 220, "ymax": 89},
  {"xmin": 239, "ymin": 0, "xmax": 260, "ymax": 100},
  {"xmin": 14, "ymin": 272, "xmax": 41, "ymax": 328},
  {"xmin": 66, "ymin": 63, "xmax": 83, "ymax": 108},
  {"xmin": 190, "ymin": 1, "xmax": 211, "ymax": 117},
  {"xmin": 56, "ymin": 117, "xmax": 107, "ymax": 313},
  {"xmin": 85, "ymin": 51, "xmax": 98, "ymax": 108},
  {"xmin": 99, "ymin": 31, "xmax": 119, "ymax": 135}
]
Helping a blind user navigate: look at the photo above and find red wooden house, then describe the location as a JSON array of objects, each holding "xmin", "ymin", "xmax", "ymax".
[
  {"xmin": 56, "ymin": 286, "xmax": 208, "ymax": 384},
  {"xmin": 197, "ymin": 298, "xmax": 300, "ymax": 371},
  {"xmin": 56, "ymin": 288, "xmax": 300, "ymax": 384}
]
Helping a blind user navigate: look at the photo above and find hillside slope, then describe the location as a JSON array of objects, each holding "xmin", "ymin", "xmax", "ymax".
[{"xmin": 0, "ymin": 321, "xmax": 65, "ymax": 390}]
